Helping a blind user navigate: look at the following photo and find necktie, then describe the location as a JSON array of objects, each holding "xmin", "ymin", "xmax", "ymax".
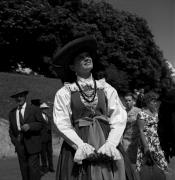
[{"xmin": 18, "ymin": 107, "xmax": 24, "ymax": 126}]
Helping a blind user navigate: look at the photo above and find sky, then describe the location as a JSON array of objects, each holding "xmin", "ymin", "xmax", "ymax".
[{"xmin": 107, "ymin": 0, "xmax": 175, "ymax": 66}]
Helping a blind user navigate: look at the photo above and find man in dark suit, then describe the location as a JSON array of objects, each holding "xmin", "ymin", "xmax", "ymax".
[
  {"xmin": 40, "ymin": 102, "xmax": 54, "ymax": 173},
  {"xmin": 9, "ymin": 89, "xmax": 43, "ymax": 180},
  {"xmin": 136, "ymin": 88, "xmax": 145, "ymax": 108},
  {"xmin": 31, "ymin": 99, "xmax": 41, "ymax": 107}
]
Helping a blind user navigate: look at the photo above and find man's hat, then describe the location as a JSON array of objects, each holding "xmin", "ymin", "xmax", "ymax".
[
  {"xmin": 31, "ymin": 99, "xmax": 41, "ymax": 107},
  {"xmin": 52, "ymin": 36, "xmax": 97, "ymax": 67},
  {"xmin": 10, "ymin": 88, "xmax": 29, "ymax": 98},
  {"xmin": 40, "ymin": 102, "xmax": 49, "ymax": 109}
]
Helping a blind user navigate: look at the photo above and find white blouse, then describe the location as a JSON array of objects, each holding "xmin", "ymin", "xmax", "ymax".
[{"xmin": 53, "ymin": 76, "xmax": 127, "ymax": 149}]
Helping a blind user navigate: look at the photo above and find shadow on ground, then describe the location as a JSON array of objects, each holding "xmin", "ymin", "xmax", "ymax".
[
  {"xmin": 0, "ymin": 156, "xmax": 175, "ymax": 180},
  {"xmin": 0, "ymin": 156, "xmax": 58, "ymax": 180}
]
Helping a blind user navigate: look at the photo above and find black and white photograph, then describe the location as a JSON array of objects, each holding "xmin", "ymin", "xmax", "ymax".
[{"xmin": 0, "ymin": 0, "xmax": 175, "ymax": 180}]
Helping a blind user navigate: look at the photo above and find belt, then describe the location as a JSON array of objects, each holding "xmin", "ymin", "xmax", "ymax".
[{"xmin": 74, "ymin": 115, "xmax": 109, "ymax": 127}]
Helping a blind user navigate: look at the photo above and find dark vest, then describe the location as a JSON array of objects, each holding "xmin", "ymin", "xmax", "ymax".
[{"xmin": 70, "ymin": 89, "xmax": 107, "ymax": 124}]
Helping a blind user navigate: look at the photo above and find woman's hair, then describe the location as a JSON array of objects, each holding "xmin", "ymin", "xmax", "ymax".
[
  {"xmin": 124, "ymin": 92, "xmax": 135, "ymax": 99},
  {"xmin": 143, "ymin": 91, "xmax": 159, "ymax": 106}
]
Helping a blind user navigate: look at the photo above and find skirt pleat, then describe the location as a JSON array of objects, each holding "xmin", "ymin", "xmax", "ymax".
[{"xmin": 56, "ymin": 120, "xmax": 137, "ymax": 180}]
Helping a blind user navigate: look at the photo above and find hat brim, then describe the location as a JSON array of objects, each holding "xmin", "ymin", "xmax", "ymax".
[
  {"xmin": 31, "ymin": 99, "xmax": 41, "ymax": 106},
  {"xmin": 40, "ymin": 102, "xmax": 49, "ymax": 108},
  {"xmin": 52, "ymin": 36, "xmax": 97, "ymax": 67},
  {"xmin": 40, "ymin": 106, "xmax": 49, "ymax": 109},
  {"xmin": 11, "ymin": 90, "xmax": 29, "ymax": 98}
]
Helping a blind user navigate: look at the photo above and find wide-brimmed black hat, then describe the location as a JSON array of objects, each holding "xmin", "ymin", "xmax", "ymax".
[
  {"xmin": 10, "ymin": 88, "xmax": 29, "ymax": 98},
  {"xmin": 40, "ymin": 102, "xmax": 49, "ymax": 109},
  {"xmin": 52, "ymin": 36, "xmax": 97, "ymax": 67},
  {"xmin": 162, "ymin": 89, "xmax": 175, "ymax": 104},
  {"xmin": 31, "ymin": 99, "xmax": 41, "ymax": 107}
]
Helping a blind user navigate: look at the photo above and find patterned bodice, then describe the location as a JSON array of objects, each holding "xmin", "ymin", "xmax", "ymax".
[
  {"xmin": 71, "ymin": 89, "xmax": 107, "ymax": 124},
  {"xmin": 138, "ymin": 111, "xmax": 159, "ymax": 139},
  {"xmin": 142, "ymin": 112, "xmax": 158, "ymax": 130}
]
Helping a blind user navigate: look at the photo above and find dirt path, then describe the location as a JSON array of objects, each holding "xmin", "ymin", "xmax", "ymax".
[
  {"xmin": 0, "ymin": 156, "xmax": 58, "ymax": 180},
  {"xmin": 0, "ymin": 156, "xmax": 175, "ymax": 180}
]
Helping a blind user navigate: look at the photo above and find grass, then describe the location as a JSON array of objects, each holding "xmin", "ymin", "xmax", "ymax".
[{"xmin": 0, "ymin": 72, "xmax": 62, "ymax": 119}]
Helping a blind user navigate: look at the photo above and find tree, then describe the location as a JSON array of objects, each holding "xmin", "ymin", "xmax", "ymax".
[{"xmin": 0, "ymin": 0, "xmax": 172, "ymax": 94}]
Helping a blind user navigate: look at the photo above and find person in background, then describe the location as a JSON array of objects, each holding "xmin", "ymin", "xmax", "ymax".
[
  {"xmin": 52, "ymin": 36, "xmax": 137, "ymax": 180},
  {"xmin": 136, "ymin": 91, "xmax": 168, "ymax": 173},
  {"xmin": 9, "ymin": 89, "xmax": 43, "ymax": 180},
  {"xmin": 122, "ymin": 93, "xmax": 141, "ymax": 167},
  {"xmin": 31, "ymin": 99, "xmax": 41, "ymax": 107},
  {"xmin": 136, "ymin": 89, "xmax": 144, "ymax": 108},
  {"xmin": 31, "ymin": 98, "xmax": 45, "ymax": 175},
  {"xmin": 40, "ymin": 102, "xmax": 54, "ymax": 173},
  {"xmin": 133, "ymin": 89, "xmax": 139, "ymax": 102}
]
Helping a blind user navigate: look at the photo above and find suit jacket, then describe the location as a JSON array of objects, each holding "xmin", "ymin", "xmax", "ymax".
[
  {"xmin": 41, "ymin": 114, "xmax": 52, "ymax": 143},
  {"xmin": 9, "ymin": 103, "xmax": 43, "ymax": 154}
]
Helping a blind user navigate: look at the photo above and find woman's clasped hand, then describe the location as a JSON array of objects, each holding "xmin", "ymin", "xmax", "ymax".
[{"xmin": 74, "ymin": 142, "xmax": 121, "ymax": 164}]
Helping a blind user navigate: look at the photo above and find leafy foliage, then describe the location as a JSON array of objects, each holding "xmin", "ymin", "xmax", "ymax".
[{"xmin": 0, "ymin": 0, "xmax": 172, "ymax": 94}]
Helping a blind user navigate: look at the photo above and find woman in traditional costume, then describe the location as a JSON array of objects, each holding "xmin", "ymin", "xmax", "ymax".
[{"xmin": 52, "ymin": 36, "xmax": 137, "ymax": 180}]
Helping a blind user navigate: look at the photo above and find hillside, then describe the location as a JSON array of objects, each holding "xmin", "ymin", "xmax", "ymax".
[
  {"xmin": 0, "ymin": 72, "xmax": 63, "ymax": 158},
  {"xmin": 0, "ymin": 72, "xmax": 62, "ymax": 119}
]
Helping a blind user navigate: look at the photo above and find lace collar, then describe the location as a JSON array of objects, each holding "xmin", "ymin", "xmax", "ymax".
[
  {"xmin": 77, "ymin": 74, "xmax": 93, "ymax": 84},
  {"xmin": 64, "ymin": 78, "xmax": 106, "ymax": 92}
]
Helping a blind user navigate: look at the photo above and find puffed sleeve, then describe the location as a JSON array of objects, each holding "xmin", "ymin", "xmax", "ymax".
[
  {"xmin": 53, "ymin": 86, "xmax": 84, "ymax": 150},
  {"xmin": 103, "ymin": 81, "xmax": 127, "ymax": 147}
]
